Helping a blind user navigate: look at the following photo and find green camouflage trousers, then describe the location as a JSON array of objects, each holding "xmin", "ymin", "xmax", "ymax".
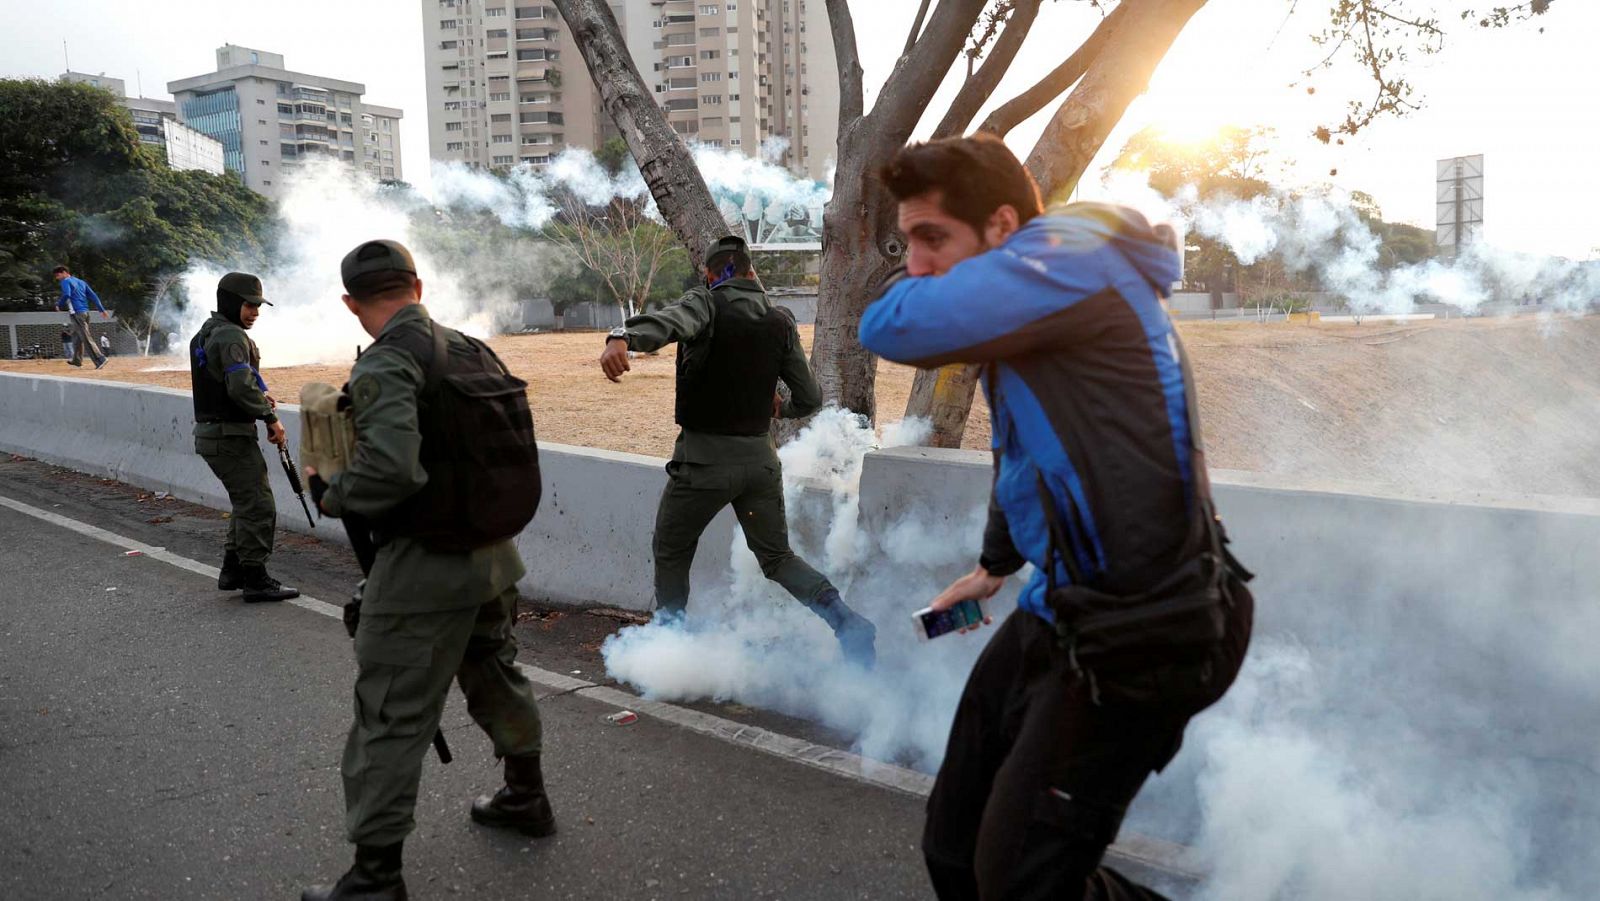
[
  {"xmin": 342, "ymin": 586, "xmax": 544, "ymax": 846},
  {"xmin": 652, "ymin": 459, "xmax": 834, "ymax": 614},
  {"xmin": 196, "ymin": 434, "xmax": 276, "ymax": 566}
]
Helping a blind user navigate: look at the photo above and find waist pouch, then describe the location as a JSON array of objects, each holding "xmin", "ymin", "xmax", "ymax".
[{"xmin": 1047, "ymin": 549, "xmax": 1250, "ymax": 709}]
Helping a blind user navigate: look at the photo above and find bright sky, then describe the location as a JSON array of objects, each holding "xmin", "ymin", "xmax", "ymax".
[{"xmin": 3, "ymin": 1, "xmax": 1592, "ymax": 258}]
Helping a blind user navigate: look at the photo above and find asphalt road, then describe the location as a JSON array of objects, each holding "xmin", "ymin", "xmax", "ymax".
[{"xmin": 0, "ymin": 458, "xmax": 932, "ymax": 900}]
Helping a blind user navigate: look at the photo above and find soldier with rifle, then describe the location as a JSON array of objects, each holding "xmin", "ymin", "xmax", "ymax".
[
  {"xmin": 300, "ymin": 240, "xmax": 550, "ymax": 901},
  {"xmin": 189, "ymin": 272, "xmax": 298, "ymax": 603}
]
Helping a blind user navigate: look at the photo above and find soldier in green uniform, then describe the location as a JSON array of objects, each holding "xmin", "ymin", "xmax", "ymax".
[
  {"xmin": 302, "ymin": 240, "xmax": 551, "ymax": 901},
  {"xmin": 189, "ymin": 272, "xmax": 298, "ymax": 604},
  {"xmin": 599, "ymin": 236, "xmax": 877, "ymax": 667}
]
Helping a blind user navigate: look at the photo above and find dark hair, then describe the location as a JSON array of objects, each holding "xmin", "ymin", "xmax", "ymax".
[
  {"xmin": 346, "ymin": 270, "xmax": 417, "ymax": 302},
  {"xmin": 705, "ymin": 249, "xmax": 753, "ymax": 278},
  {"xmin": 878, "ymin": 134, "xmax": 1044, "ymax": 234},
  {"xmin": 52, "ymin": 266, "xmax": 69, "ymax": 275}
]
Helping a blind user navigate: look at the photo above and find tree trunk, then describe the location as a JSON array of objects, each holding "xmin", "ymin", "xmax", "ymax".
[
  {"xmin": 552, "ymin": 0, "xmax": 726, "ymax": 261},
  {"xmin": 904, "ymin": 361, "xmax": 984, "ymax": 447}
]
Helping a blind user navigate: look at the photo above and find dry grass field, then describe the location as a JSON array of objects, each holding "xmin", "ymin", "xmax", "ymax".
[{"xmin": 7, "ymin": 316, "xmax": 1599, "ymax": 497}]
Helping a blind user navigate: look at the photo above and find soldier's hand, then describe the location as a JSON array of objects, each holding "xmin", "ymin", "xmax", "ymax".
[
  {"xmin": 772, "ymin": 392, "xmax": 783, "ymax": 419},
  {"xmin": 600, "ymin": 339, "xmax": 631, "ymax": 382},
  {"xmin": 266, "ymin": 394, "xmax": 278, "ymax": 409},
  {"xmin": 266, "ymin": 420, "xmax": 287, "ymax": 446},
  {"xmin": 101, "ymin": 311, "xmax": 111, "ymax": 320}
]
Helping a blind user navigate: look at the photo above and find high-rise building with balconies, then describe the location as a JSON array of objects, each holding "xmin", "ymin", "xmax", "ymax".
[
  {"xmin": 421, "ymin": 0, "xmax": 837, "ymax": 180},
  {"xmin": 168, "ymin": 45, "xmax": 404, "ymax": 197}
]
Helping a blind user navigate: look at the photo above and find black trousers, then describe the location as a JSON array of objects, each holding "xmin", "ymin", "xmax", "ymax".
[{"xmin": 923, "ymin": 593, "xmax": 1252, "ymax": 901}]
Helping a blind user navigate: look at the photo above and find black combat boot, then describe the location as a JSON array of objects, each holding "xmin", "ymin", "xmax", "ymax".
[
  {"xmin": 240, "ymin": 564, "xmax": 299, "ymax": 603},
  {"xmin": 470, "ymin": 753, "xmax": 557, "ymax": 837},
  {"xmin": 804, "ymin": 588, "xmax": 877, "ymax": 669},
  {"xmin": 301, "ymin": 842, "xmax": 407, "ymax": 901},
  {"xmin": 217, "ymin": 550, "xmax": 244, "ymax": 591}
]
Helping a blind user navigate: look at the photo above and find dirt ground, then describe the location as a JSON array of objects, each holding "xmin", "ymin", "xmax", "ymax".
[{"xmin": 7, "ymin": 316, "xmax": 1599, "ymax": 497}]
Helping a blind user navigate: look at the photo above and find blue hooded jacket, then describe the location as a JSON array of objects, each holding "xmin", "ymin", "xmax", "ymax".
[
  {"xmin": 57, "ymin": 276, "xmax": 106, "ymax": 315},
  {"xmin": 859, "ymin": 203, "xmax": 1196, "ymax": 622}
]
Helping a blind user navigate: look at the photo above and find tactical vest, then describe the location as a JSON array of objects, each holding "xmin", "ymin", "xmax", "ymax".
[
  {"xmin": 190, "ymin": 318, "xmax": 258, "ymax": 424},
  {"xmin": 368, "ymin": 319, "xmax": 541, "ymax": 552},
  {"xmin": 675, "ymin": 295, "xmax": 791, "ymax": 437}
]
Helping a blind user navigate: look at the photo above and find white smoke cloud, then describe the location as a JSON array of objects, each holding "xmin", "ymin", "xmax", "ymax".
[{"xmin": 600, "ymin": 409, "xmax": 997, "ymax": 771}]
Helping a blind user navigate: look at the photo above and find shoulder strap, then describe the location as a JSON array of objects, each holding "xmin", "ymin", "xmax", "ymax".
[{"xmin": 424, "ymin": 320, "xmax": 448, "ymax": 396}]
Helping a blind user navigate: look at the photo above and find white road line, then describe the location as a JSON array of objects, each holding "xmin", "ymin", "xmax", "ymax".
[
  {"xmin": 0, "ymin": 494, "xmax": 937, "ymax": 795},
  {"xmin": 0, "ymin": 489, "xmax": 1202, "ymax": 881}
]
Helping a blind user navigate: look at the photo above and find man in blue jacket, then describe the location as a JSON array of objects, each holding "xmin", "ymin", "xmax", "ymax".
[
  {"xmin": 53, "ymin": 266, "xmax": 109, "ymax": 369},
  {"xmin": 860, "ymin": 136, "xmax": 1252, "ymax": 901}
]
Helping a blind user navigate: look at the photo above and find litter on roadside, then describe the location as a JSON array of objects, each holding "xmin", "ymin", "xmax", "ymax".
[
  {"xmin": 604, "ymin": 711, "xmax": 638, "ymax": 726},
  {"xmin": 123, "ymin": 550, "xmax": 144, "ymax": 557},
  {"xmin": 105, "ymin": 587, "xmax": 117, "ymax": 592}
]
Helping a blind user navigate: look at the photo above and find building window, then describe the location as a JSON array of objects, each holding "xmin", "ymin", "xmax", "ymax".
[
  {"xmin": 441, "ymin": 18, "xmax": 457, "ymax": 28},
  {"xmin": 486, "ymin": 6, "xmax": 506, "ymax": 15},
  {"xmin": 729, "ymin": 93, "xmax": 740, "ymax": 101},
  {"xmin": 446, "ymin": 121, "xmax": 463, "ymax": 131},
  {"xmin": 703, "ymin": 95, "xmax": 723, "ymax": 105},
  {"xmin": 490, "ymin": 92, "xmax": 511, "ymax": 101},
  {"xmin": 492, "ymin": 134, "xmax": 513, "ymax": 143},
  {"xmin": 441, "ymin": 40, "xmax": 458, "ymax": 49},
  {"xmin": 491, "ymin": 113, "xmax": 512, "ymax": 122},
  {"xmin": 730, "ymin": 138, "xmax": 741, "ymax": 147},
  {"xmin": 383, "ymin": 166, "xmax": 394, "ymax": 177},
  {"xmin": 446, "ymin": 141, "xmax": 464, "ymax": 151},
  {"xmin": 700, "ymin": 27, "xmax": 720, "ymax": 37},
  {"xmin": 260, "ymin": 139, "xmax": 268, "ymax": 145},
  {"xmin": 700, "ymin": 50, "xmax": 720, "ymax": 60},
  {"xmin": 699, "ymin": 4, "xmax": 720, "ymax": 13},
  {"xmin": 263, "ymin": 179, "xmax": 272, "ymax": 185},
  {"xmin": 487, "ymin": 28, "xmax": 508, "ymax": 38},
  {"xmin": 701, "ymin": 72, "xmax": 721, "ymax": 82},
  {"xmin": 256, "ymin": 98, "xmax": 266, "ymax": 105},
  {"xmin": 492, "ymin": 155, "xmax": 514, "ymax": 165},
  {"xmin": 488, "ymin": 51, "xmax": 509, "ymax": 60}
]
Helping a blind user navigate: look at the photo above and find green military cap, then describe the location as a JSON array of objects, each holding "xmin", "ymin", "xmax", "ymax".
[
  {"xmin": 218, "ymin": 272, "xmax": 272, "ymax": 306},
  {"xmin": 704, "ymin": 235, "xmax": 750, "ymax": 267},
  {"xmin": 341, "ymin": 239, "xmax": 418, "ymax": 294}
]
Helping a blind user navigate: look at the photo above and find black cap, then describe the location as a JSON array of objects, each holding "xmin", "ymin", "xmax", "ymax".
[
  {"xmin": 218, "ymin": 272, "xmax": 271, "ymax": 306},
  {"xmin": 341, "ymin": 239, "xmax": 418, "ymax": 295},
  {"xmin": 703, "ymin": 235, "xmax": 749, "ymax": 267}
]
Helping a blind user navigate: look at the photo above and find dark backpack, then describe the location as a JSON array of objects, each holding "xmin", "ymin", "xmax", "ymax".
[
  {"xmin": 372, "ymin": 320, "xmax": 541, "ymax": 552},
  {"xmin": 1038, "ymin": 332, "xmax": 1252, "ymax": 708}
]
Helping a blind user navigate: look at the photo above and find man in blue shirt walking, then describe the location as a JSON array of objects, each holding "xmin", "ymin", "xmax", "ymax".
[
  {"xmin": 53, "ymin": 266, "xmax": 109, "ymax": 369},
  {"xmin": 860, "ymin": 136, "xmax": 1253, "ymax": 901}
]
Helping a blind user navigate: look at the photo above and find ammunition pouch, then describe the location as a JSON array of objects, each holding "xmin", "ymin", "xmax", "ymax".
[{"xmin": 298, "ymin": 382, "xmax": 357, "ymax": 480}]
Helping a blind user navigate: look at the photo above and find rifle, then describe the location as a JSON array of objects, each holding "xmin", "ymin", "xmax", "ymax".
[
  {"xmin": 340, "ymin": 509, "xmax": 454, "ymax": 766},
  {"xmin": 277, "ymin": 443, "xmax": 316, "ymax": 529}
]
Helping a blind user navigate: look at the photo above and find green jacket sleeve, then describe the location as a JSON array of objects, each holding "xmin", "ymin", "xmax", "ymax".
[
  {"xmin": 320, "ymin": 347, "xmax": 429, "ymax": 518},
  {"xmin": 206, "ymin": 330, "xmax": 276, "ymax": 423},
  {"xmin": 619, "ymin": 288, "xmax": 715, "ymax": 353},
  {"xmin": 777, "ymin": 316, "xmax": 822, "ymax": 419}
]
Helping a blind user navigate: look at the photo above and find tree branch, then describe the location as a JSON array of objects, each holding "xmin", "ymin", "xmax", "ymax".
[
  {"xmin": 978, "ymin": 3, "xmax": 1127, "ymax": 138},
  {"xmin": 933, "ymin": 0, "xmax": 1044, "ymax": 138},
  {"xmin": 904, "ymin": 0, "xmax": 935, "ymax": 56},
  {"xmin": 551, "ymin": 0, "xmax": 726, "ymax": 261},
  {"xmin": 867, "ymin": 0, "xmax": 990, "ymax": 142},
  {"xmin": 824, "ymin": 0, "xmax": 865, "ymax": 127},
  {"xmin": 1023, "ymin": 0, "xmax": 1207, "ymax": 203}
]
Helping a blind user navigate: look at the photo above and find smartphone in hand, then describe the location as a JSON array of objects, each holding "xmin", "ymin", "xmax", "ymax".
[{"xmin": 913, "ymin": 598, "xmax": 987, "ymax": 641}]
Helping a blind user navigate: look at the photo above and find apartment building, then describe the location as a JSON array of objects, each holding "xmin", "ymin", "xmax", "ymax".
[
  {"xmin": 62, "ymin": 70, "xmax": 226, "ymax": 175},
  {"xmin": 363, "ymin": 105, "xmax": 405, "ymax": 181},
  {"xmin": 422, "ymin": 2, "xmax": 608, "ymax": 172},
  {"xmin": 421, "ymin": 0, "xmax": 838, "ymax": 180},
  {"xmin": 168, "ymin": 45, "xmax": 404, "ymax": 197}
]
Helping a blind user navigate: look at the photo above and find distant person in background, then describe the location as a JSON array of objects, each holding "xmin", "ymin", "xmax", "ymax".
[
  {"xmin": 53, "ymin": 266, "xmax": 108, "ymax": 369},
  {"xmin": 59, "ymin": 329, "xmax": 73, "ymax": 360},
  {"xmin": 99, "ymin": 333, "xmax": 112, "ymax": 357}
]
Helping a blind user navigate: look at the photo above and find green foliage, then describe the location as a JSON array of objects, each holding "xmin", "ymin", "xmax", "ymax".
[{"xmin": 0, "ymin": 78, "xmax": 274, "ymax": 319}]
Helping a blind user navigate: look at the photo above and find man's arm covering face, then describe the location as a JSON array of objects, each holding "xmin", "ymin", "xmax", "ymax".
[
  {"xmin": 621, "ymin": 287, "xmax": 715, "ymax": 353},
  {"xmin": 319, "ymin": 347, "xmax": 429, "ymax": 519},
  {"xmin": 776, "ymin": 309, "xmax": 822, "ymax": 419},
  {"xmin": 859, "ymin": 207, "xmax": 1181, "ymax": 368}
]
